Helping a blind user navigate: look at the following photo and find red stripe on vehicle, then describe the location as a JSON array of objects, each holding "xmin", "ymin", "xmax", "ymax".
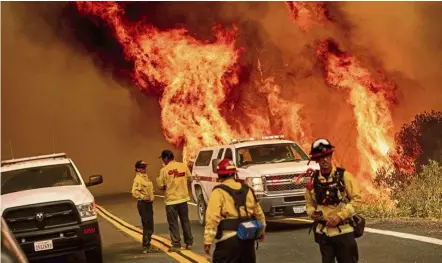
[{"xmin": 193, "ymin": 175, "xmax": 219, "ymax": 182}]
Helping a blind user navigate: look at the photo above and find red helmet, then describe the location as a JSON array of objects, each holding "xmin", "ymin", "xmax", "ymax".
[{"xmin": 216, "ymin": 159, "xmax": 237, "ymax": 175}]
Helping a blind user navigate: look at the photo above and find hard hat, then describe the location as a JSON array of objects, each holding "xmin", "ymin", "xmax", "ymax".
[
  {"xmin": 135, "ymin": 160, "xmax": 147, "ymax": 169},
  {"xmin": 309, "ymin": 138, "xmax": 335, "ymax": 160},
  {"xmin": 216, "ymin": 159, "xmax": 237, "ymax": 175}
]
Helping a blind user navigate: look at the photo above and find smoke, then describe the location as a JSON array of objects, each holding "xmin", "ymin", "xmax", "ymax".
[{"xmin": 1, "ymin": 2, "xmax": 180, "ymax": 197}]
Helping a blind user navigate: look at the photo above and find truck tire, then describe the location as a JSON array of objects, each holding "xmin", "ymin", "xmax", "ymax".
[
  {"xmin": 85, "ymin": 246, "xmax": 103, "ymax": 263},
  {"xmin": 197, "ymin": 194, "xmax": 207, "ymax": 226}
]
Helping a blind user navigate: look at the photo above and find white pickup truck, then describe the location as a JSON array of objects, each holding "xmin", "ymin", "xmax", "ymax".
[
  {"xmin": 190, "ymin": 135, "xmax": 320, "ymax": 225},
  {"xmin": 0, "ymin": 153, "xmax": 103, "ymax": 262}
]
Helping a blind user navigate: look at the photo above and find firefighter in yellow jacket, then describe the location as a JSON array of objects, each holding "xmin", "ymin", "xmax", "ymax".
[
  {"xmin": 203, "ymin": 158, "xmax": 266, "ymax": 263},
  {"xmin": 305, "ymin": 139, "xmax": 362, "ymax": 263},
  {"xmin": 156, "ymin": 150, "xmax": 193, "ymax": 252},
  {"xmin": 131, "ymin": 160, "xmax": 159, "ymax": 253}
]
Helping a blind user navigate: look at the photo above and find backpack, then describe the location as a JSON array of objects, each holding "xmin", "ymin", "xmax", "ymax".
[{"xmin": 213, "ymin": 184, "xmax": 264, "ymax": 241}]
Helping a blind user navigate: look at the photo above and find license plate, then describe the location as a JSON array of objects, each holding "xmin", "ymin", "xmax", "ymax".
[
  {"xmin": 293, "ymin": 206, "xmax": 306, "ymax": 214},
  {"xmin": 34, "ymin": 240, "xmax": 53, "ymax": 252}
]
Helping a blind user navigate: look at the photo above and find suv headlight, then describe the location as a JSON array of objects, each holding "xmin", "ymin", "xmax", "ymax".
[
  {"xmin": 246, "ymin": 177, "xmax": 264, "ymax": 192},
  {"xmin": 77, "ymin": 202, "xmax": 97, "ymax": 219}
]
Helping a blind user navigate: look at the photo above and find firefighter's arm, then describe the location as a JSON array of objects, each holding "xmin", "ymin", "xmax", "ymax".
[
  {"xmin": 156, "ymin": 168, "xmax": 166, "ymax": 190},
  {"xmin": 305, "ymin": 187, "xmax": 317, "ymax": 217},
  {"xmin": 337, "ymin": 171, "xmax": 362, "ymax": 220},
  {"xmin": 253, "ymin": 201, "xmax": 266, "ymax": 234},
  {"xmin": 185, "ymin": 166, "xmax": 193, "ymax": 183},
  {"xmin": 131, "ymin": 178, "xmax": 144, "ymax": 200},
  {"xmin": 146, "ymin": 181, "xmax": 155, "ymax": 201},
  {"xmin": 203, "ymin": 190, "xmax": 223, "ymax": 245}
]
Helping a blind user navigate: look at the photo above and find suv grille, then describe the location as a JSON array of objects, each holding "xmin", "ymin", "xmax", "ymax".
[
  {"xmin": 3, "ymin": 201, "xmax": 80, "ymax": 233},
  {"xmin": 264, "ymin": 173, "xmax": 307, "ymax": 193}
]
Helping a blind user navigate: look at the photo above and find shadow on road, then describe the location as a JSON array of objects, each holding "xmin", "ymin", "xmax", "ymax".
[
  {"xmin": 266, "ymin": 220, "xmax": 312, "ymax": 233},
  {"xmin": 103, "ymin": 242, "xmax": 169, "ymax": 263},
  {"xmin": 29, "ymin": 243, "xmax": 169, "ymax": 263},
  {"xmin": 29, "ymin": 252, "xmax": 84, "ymax": 263}
]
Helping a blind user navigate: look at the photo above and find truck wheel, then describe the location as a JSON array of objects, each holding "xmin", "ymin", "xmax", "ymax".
[
  {"xmin": 85, "ymin": 246, "xmax": 103, "ymax": 263},
  {"xmin": 197, "ymin": 194, "xmax": 207, "ymax": 226}
]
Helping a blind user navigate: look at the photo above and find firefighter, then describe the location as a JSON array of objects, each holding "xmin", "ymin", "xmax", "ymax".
[
  {"xmin": 156, "ymin": 150, "xmax": 194, "ymax": 252},
  {"xmin": 203, "ymin": 158, "xmax": 266, "ymax": 263},
  {"xmin": 305, "ymin": 138, "xmax": 362, "ymax": 263},
  {"xmin": 131, "ymin": 160, "xmax": 159, "ymax": 253}
]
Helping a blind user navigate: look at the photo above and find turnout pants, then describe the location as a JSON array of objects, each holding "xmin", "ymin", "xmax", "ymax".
[
  {"xmin": 316, "ymin": 232, "xmax": 359, "ymax": 263},
  {"xmin": 213, "ymin": 236, "xmax": 256, "ymax": 263},
  {"xmin": 137, "ymin": 200, "xmax": 154, "ymax": 247},
  {"xmin": 166, "ymin": 202, "xmax": 193, "ymax": 248}
]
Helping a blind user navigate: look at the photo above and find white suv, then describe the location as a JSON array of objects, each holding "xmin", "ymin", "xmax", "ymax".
[
  {"xmin": 0, "ymin": 153, "xmax": 103, "ymax": 262},
  {"xmin": 190, "ymin": 136, "xmax": 319, "ymax": 225}
]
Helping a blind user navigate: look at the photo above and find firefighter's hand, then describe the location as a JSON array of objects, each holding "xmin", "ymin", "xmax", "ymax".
[
  {"xmin": 326, "ymin": 216, "xmax": 342, "ymax": 227},
  {"xmin": 311, "ymin": 213, "xmax": 322, "ymax": 221},
  {"xmin": 258, "ymin": 233, "xmax": 265, "ymax": 242},
  {"xmin": 204, "ymin": 244, "xmax": 211, "ymax": 255}
]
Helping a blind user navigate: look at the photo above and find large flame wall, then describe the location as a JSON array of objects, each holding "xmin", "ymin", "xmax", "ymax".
[{"xmin": 71, "ymin": 1, "xmax": 442, "ymax": 194}]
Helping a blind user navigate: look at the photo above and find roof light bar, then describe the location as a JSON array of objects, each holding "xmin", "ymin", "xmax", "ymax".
[
  {"xmin": 1, "ymin": 153, "xmax": 67, "ymax": 166},
  {"xmin": 262, "ymin": 135, "xmax": 285, "ymax": 140},
  {"xmin": 230, "ymin": 135, "xmax": 285, "ymax": 144}
]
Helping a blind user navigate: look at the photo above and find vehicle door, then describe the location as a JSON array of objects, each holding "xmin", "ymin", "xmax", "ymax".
[
  {"xmin": 206, "ymin": 148, "xmax": 225, "ymax": 195},
  {"xmin": 192, "ymin": 149, "xmax": 216, "ymax": 201}
]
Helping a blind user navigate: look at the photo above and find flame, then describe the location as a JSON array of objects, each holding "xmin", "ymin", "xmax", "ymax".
[
  {"xmin": 256, "ymin": 59, "xmax": 308, "ymax": 148},
  {"xmin": 75, "ymin": 2, "xmax": 241, "ymax": 160},
  {"xmin": 75, "ymin": 2, "xmax": 308, "ymax": 162},
  {"xmin": 316, "ymin": 40, "xmax": 397, "ymax": 180},
  {"xmin": 285, "ymin": 1, "xmax": 330, "ymax": 31},
  {"xmin": 74, "ymin": 1, "xmax": 413, "ymax": 197},
  {"xmin": 285, "ymin": 2, "xmax": 401, "ymax": 184}
]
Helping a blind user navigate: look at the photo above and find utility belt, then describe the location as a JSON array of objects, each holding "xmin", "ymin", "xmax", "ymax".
[
  {"xmin": 310, "ymin": 215, "xmax": 365, "ymax": 239},
  {"xmin": 215, "ymin": 216, "xmax": 263, "ymax": 241},
  {"xmin": 311, "ymin": 219, "xmax": 351, "ymax": 234}
]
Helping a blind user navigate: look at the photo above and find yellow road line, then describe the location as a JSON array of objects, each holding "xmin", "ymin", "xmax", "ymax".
[
  {"xmin": 96, "ymin": 208, "xmax": 188, "ymax": 262},
  {"xmin": 96, "ymin": 205, "xmax": 210, "ymax": 263}
]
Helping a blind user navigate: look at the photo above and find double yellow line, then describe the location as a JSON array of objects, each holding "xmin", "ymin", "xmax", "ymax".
[{"xmin": 96, "ymin": 205, "xmax": 210, "ymax": 263}]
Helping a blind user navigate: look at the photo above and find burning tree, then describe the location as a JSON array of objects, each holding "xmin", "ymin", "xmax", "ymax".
[
  {"xmin": 374, "ymin": 110, "xmax": 442, "ymax": 199},
  {"xmin": 394, "ymin": 110, "xmax": 442, "ymax": 171}
]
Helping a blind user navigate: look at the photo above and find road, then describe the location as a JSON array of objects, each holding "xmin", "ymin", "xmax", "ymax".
[{"xmin": 32, "ymin": 193, "xmax": 442, "ymax": 263}]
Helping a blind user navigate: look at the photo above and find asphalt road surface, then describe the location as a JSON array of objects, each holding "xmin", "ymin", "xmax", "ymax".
[{"xmin": 32, "ymin": 193, "xmax": 442, "ymax": 263}]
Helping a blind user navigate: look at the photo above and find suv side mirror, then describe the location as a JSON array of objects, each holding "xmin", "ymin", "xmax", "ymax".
[
  {"xmin": 212, "ymin": 159, "xmax": 221, "ymax": 174},
  {"xmin": 86, "ymin": 175, "xmax": 103, "ymax": 187}
]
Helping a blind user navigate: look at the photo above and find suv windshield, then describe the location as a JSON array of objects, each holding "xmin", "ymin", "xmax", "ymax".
[
  {"xmin": 236, "ymin": 143, "xmax": 309, "ymax": 167},
  {"xmin": 1, "ymin": 163, "xmax": 81, "ymax": 195}
]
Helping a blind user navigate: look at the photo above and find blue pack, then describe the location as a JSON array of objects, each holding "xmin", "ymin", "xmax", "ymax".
[
  {"xmin": 213, "ymin": 184, "xmax": 264, "ymax": 241},
  {"xmin": 237, "ymin": 220, "xmax": 264, "ymax": 240}
]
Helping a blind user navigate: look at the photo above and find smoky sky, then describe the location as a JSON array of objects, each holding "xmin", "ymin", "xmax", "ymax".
[
  {"xmin": 1, "ymin": 2, "xmax": 181, "ymax": 197},
  {"xmin": 2, "ymin": 2, "xmax": 442, "ymax": 195}
]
